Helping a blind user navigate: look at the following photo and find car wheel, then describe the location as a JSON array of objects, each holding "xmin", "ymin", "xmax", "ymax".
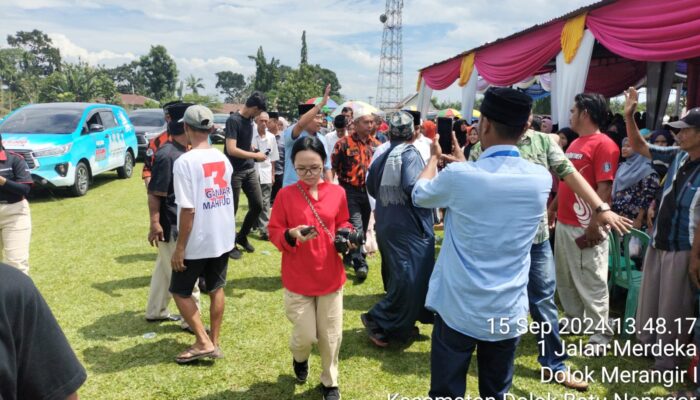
[
  {"xmin": 70, "ymin": 161, "xmax": 90, "ymax": 196},
  {"xmin": 117, "ymin": 151, "xmax": 134, "ymax": 179}
]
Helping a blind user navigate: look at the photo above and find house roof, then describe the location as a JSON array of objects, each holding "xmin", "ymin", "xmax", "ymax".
[{"xmin": 119, "ymin": 93, "xmax": 154, "ymax": 106}]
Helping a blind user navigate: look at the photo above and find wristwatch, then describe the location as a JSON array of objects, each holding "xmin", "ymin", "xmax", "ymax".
[{"xmin": 595, "ymin": 203, "xmax": 611, "ymax": 213}]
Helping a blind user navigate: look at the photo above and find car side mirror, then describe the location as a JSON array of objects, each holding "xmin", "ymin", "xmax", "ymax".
[{"xmin": 89, "ymin": 124, "xmax": 104, "ymax": 132}]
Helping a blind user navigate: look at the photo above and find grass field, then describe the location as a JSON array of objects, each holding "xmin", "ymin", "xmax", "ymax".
[{"xmin": 26, "ymin": 160, "xmax": 688, "ymax": 399}]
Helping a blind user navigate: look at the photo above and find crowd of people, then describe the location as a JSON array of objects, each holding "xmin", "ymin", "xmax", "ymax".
[{"xmin": 3, "ymin": 80, "xmax": 700, "ymax": 400}]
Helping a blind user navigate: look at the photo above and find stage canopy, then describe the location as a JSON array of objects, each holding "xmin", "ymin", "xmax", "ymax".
[{"xmin": 416, "ymin": 0, "xmax": 700, "ymax": 129}]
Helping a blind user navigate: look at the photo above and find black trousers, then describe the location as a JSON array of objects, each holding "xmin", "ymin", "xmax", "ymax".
[
  {"xmin": 343, "ymin": 185, "xmax": 371, "ymax": 270},
  {"xmin": 232, "ymin": 168, "xmax": 263, "ymax": 240},
  {"xmin": 429, "ymin": 314, "xmax": 519, "ymax": 400},
  {"xmin": 271, "ymin": 174, "xmax": 283, "ymax": 205}
]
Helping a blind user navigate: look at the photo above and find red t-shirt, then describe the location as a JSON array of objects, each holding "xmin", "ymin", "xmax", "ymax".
[
  {"xmin": 557, "ymin": 133, "xmax": 619, "ymax": 228},
  {"xmin": 268, "ymin": 181, "xmax": 352, "ymax": 296}
]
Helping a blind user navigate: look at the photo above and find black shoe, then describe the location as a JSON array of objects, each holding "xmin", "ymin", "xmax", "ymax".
[
  {"xmin": 355, "ymin": 265, "xmax": 368, "ymax": 281},
  {"xmin": 236, "ymin": 236, "xmax": 255, "ymax": 253},
  {"xmin": 360, "ymin": 313, "xmax": 388, "ymax": 347},
  {"xmin": 259, "ymin": 232, "xmax": 269, "ymax": 241},
  {"xmin": 229, "ymin": 247, "xmax": 242, "ymax": 260},
  {"xmin": 146, "ymin": 314, "xmax": 182, "ymax": 323},
  {"xmin": 322, "ymin": 386, "xmax": 341, "ymax": 400},
  {"xmin": 293, "ymin": 358, "xmax": 308, "ymax": 383}
]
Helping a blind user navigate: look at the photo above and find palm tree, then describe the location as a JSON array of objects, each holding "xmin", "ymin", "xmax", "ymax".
[{"xmin": 185, "ymin": 74, "xmax": 204, "ymax": 95}]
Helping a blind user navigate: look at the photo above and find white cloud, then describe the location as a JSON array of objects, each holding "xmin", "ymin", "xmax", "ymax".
[{"xmin": 48, "ymin": 33, "xmax": 136, "ymax": 65}]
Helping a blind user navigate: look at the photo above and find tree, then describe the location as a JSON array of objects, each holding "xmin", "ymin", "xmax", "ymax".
[
  {"xmin": 39, "ymin": 61, "xmax": 117, "ymax": 103},
  {"xmin": 106, "ymin": 61, "xmax": 145, "ymax": 94},
  {"xmin": 431, "ymin": 97, "xmax": 461, "ymax": 111},
  {"xmin": 215, "ymin": 71, "xmax": 246, "ymax": 103},
  {"xmin": 138, "ymin": 45, "xmax": 178, "ymax": 101},
  {"xmin": 268, "ymin": 64, "xmax": 341, "ymax": 116},
  {"xmin": 248, "ymin": 46, "xmax": 279, "ymax": 93},
  {"xmin": 300, "ymin": 31, "xmax": 308, "ymax": 66},
  {"xmin": 532, "ymin": 96, "xmax": 551, "ymax": 115},
  {"xmin": 185, "ymin": 74, "xmax": 204, "ymax": 94},
  {"xmin": 6, "ymin": 29, "xmax": 61, "ymax": 77}
]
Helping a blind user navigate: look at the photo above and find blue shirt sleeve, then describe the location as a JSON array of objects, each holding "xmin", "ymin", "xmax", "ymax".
[
  {"xmin": 412, "ymin": 165, "xmax": 454, "ymax": 209},
  {"xmin": 649, "ymin": 145, "xmax": 681, "ymax": 166}
]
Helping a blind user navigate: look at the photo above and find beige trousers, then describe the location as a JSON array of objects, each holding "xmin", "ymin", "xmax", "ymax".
[
  {"xmin": 555, "ymin": 222, "xmax": 613, "ymax": 344},
  {"xmin": 145, "ymin": 236, "xmax": 200, "ymax": 326},
  {"xmin": 0, "ymin": 200, "xmax": 31, "ymax": 275},
  {"xmin": 636, "ymin": 247, "xmax": 694, "ymax": 370},
  {"xmin": 284, "ymin": 288, "xmax": 343, "ymax": 388}
]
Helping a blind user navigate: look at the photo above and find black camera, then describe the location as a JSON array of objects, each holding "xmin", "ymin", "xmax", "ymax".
[{"xmin": 334, "ymin": 228, "xmax": 364, "ymax": 253}]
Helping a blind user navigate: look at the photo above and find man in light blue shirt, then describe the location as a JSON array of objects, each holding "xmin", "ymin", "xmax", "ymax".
[
  {"xmin": 412, "ymin": 87, "xmax": 551, "ymax": 400},
  {"xmin": 282, "ymin": 85, "xmax": 334, "ymax": 187}
]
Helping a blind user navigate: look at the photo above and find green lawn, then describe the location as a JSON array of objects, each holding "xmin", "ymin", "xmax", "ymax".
[{"xmin": 26, "ymin": 161, "xmax": 687, "ymax": 399}]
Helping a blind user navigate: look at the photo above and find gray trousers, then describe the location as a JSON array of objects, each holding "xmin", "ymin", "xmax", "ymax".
[
  {"xmin": 257, "ymin": 183, "xmax": 272, "ymax": 234},
  {"xmin": 637, "ymin": 247, "xmax": 694, "ymax": 370}
]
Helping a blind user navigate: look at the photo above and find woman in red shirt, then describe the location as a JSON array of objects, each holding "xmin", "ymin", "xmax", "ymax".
[{"xmin": 268, "ymin": 136, "xmax": 352, "ymax": 400}]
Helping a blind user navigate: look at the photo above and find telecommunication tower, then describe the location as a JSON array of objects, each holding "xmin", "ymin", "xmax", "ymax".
[{"xmin": 376, "ymin": 0, "xmax": 404, "ymax": 110}]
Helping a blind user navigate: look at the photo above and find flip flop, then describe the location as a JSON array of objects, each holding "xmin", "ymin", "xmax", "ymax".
[{"xmin": 174, "ymin": 347, "xmax": 215, "ymax": 364}]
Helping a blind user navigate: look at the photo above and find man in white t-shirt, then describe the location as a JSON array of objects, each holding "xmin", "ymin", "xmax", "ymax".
[
  {"xmin": 252, "ymin": 112, "xmax": 279, "ymax": 240},
  {"xmin": 407, "ymin": 110, "xmax": 431, "ymax": 163},
  {"xmin": 170, "ymin": 105, "xmax": 235, "ymax": 364}
]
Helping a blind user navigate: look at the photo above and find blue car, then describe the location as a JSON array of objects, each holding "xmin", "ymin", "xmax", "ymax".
[{"xmin": 0, "ymin": 102, "xmax": 138, "ymax": 196}]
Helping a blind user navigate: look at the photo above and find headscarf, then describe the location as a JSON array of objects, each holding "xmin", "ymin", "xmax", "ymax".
[
  {"xmin": 379, "ymin": 112, "xmax": 419, "ymax": 206},
  {"xmin": 557, "ymin": 128, "xmax": 578, "ymax": 151},
  {"xmin": 422, "ymin": 120, "xmax": 436, "ymax": 140},
  {"xmin": 649, "ymin": 129, "xmax": 675, "ymax": 146},
  {"xmin": 613, "ymin": 138, "xmax": 656, "ymax": 196}
]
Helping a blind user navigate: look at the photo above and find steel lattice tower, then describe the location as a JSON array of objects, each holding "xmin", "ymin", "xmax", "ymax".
[{"xmin": 376, "ymin": 0, "xmax": 403, "ymax": 110}]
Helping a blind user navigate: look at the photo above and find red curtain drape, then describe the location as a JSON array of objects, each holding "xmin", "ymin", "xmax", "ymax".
[
  {"xmin": 586, "ymin": 0, "xmax": 700, "ymax": 62},
  {"xmin": 585, "ymin": 59, "xmax": 646, "ymax": 98}
]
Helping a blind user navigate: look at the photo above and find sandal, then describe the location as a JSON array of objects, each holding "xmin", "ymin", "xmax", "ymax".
[{"xmin": 175, "ymin": 347, "xmax": 215, "ymax": 364}]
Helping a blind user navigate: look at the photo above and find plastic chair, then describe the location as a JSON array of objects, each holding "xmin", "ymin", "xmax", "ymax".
[{"xmin": 608, "ymin": 228, "xmax": 649, "ymax": 338}]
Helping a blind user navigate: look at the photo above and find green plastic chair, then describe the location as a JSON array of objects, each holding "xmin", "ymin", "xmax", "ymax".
[{"xmin": 608, "ymin": 228, "xmax": 649, "ymax": 338}]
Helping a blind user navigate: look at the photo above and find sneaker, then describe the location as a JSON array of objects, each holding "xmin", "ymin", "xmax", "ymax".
[
  {"xmin": 229, "ymin": 247, "xmax": 242, "ymax": 260},
  {"xmin": 293, "ymin": 358, "xmax": 308, "ymax": 383},
  {"xmin": 321, "ymin": 386, "xmax": 341, "ymax": 400},
  {"xmin": 236, "ymin": 236, "xmax": 255, "ymax": 253}
]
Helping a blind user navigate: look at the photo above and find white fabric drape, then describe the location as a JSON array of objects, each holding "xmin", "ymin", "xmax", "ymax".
[
  {"xmin": 460, "ymin": 66, "xmax": 479, "ymax": 122},
  {"xmin": 550, "ymin": 72, "xmax": 559, "ymax": 124},
  {"xmin": 417, "ymin": 80, "xmax": 433, "ymax": 118},
  {"xmin": 554, "ymin": 29, "xmax": 595, "ymax": 129}
]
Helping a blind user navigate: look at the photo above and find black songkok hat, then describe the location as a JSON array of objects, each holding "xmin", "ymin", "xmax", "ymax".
[
  {"xmin": 406, "ymin": 110, "xmax": 421, "ymax": 126},
  {"xmin": 298, "ymin": 104, "xmax": 316, "ymax": 116},
  {"xmin": 165, "ymin": 102, "xmax": 194, "ymax": 135},
  {"xmin": 479, "ymin": 87, "xmax": 533, "ymax": 127},
  {"xmin": 268, "ymin": 111, "xmax": 279, "ymax": 119}
]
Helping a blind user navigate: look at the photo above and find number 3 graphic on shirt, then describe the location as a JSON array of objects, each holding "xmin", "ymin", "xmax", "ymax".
[{"xmin": 202, "ymin": 162, "xmax": 228, "ymax": 188}]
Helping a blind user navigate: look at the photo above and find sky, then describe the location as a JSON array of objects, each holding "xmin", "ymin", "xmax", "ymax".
[{"xmin": 1, "ymin": 0, "xmax": 601, "ymax": 104}]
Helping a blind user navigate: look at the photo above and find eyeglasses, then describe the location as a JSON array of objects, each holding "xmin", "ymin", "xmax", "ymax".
[{"xmin": 295, "ymin": 166, "xmax": 323, "ymax": 176}]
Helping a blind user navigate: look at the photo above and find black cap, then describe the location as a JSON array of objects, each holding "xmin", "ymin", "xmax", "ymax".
[
  {"xmin": 162, "ymin": 100, "xmax": 182, "ymax": 115},
  {"xmin": 268, "ymin": 111, "xmax": 279, "ymax": 119},
  {"xmin": 667, "ymin": 108, "xmax": 700, "ymax": 129},
  {"xmin": 405, "ymin": 110, "xmax": 421, "ymax": 126},
  {"xmin": 298, "ymin": 104, "xmax": 316, "ymax": 116},
  {"xmin": 479, "ymin": 87, "xmax": 533, "ymax": 127},
  {"xmin": 165, "ymin": 102, "xmax": 194, "ymax": 135},
  {"xmin": 333, "ymin": 114, "xmax": 347, "ymax": 129}
]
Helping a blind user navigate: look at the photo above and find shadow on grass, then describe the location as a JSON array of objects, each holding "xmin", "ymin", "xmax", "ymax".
[
  {"xmin": 83, "ymin": 337, "xmax": 181, "ymax": 374},
  {"xmin": 339, "ymin": 327, "xmax": 431, "ymax": 376},
  {"xmin": 92, "ymin": 275, "xmax": 151, "ymax": 297},
  {"xmin": 194, "ymin": 376, "xmax": 318, "ymax": 399},
  {"xmin": 343, "ymin": 293, "xmax": 384, "ymax": 311},
  {"xmin": 114, "ymin": 253, "xmax": 157, "ymax": 264},
  {"xmin": 227, "ymin": 276, "xmax": 282, "ymax": 294},
  {"xmin": 28, "ymin": 173, "xmax": 123, "ymax": 204},
  {"xmin": 79, "ymin": 310, "xmax": 187, "ymax": 340}
]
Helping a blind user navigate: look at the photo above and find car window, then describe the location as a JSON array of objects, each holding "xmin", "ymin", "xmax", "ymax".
[
  {"xmin": 99, "ymin": 111, "xmax": 117, "ymax": 129},
  {"xmin": 129, "ymin": 113, "xmax": 165, "ymax": 127},
  {"xmin": 214, "ymin": 115, "xmax": 229, "ymax": 124},
  {"xmin": 86, "ymin": 112, "xmax": 103, "ymax": 132},
  {"xmin": 0, "ymin": 107, "xmax": 83, "ymax": 134}
]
